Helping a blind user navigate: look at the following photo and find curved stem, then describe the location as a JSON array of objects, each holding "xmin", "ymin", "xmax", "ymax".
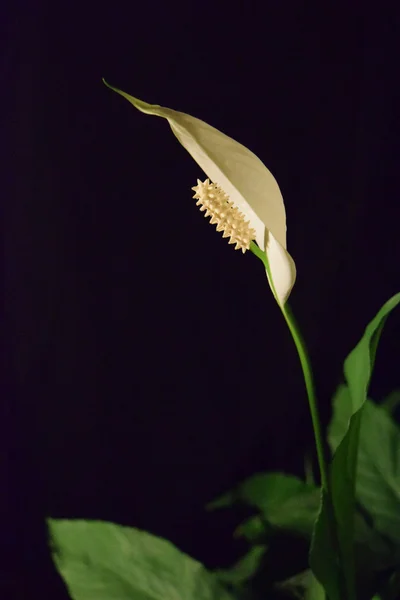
[
  {"xmin": 280, "ymin": 303, "xmax": 328, "ymax": 492},
  {"xmin": 250, "ymin": 242, "xmax": 329, "ymax": 492}
]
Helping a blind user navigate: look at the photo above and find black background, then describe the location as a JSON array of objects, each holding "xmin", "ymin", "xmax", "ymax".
[{"xmin": 3, "ymin": 2, "xmax": 400, "ymax": 598}]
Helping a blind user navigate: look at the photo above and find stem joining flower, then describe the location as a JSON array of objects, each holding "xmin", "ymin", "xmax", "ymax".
[{"xmin": 192, "ymin": 179, "xmax": 256, "ymax": 253}]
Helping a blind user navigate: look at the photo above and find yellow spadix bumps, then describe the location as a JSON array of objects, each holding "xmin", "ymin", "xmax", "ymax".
[{"xmin": 192, "ymin": 179, "xmax": 256, "ymax": 253}]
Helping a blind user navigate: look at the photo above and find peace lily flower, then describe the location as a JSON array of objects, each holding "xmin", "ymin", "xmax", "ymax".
[
  {"xmin": 102, "ymin": 82, "xmax": 331, "ymax": 574},
  {"xmin": 103, "ymin": 80, "xmax": 296, "ymax": 306}
]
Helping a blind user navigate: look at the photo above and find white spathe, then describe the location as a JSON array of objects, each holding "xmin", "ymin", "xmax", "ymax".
[{"xmin": 104, "ymin": 80, "xmax": 296, "ymax": 305}]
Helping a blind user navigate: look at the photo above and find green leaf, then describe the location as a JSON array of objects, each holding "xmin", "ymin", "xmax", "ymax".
[
  {"xmin": 234, "ymin": 516, "xmax": 269, "ymax": 542},
  {"xmin": 327, "ymin": 384, "xmax": 355, "ymax": 451},
  {"xmin": 304, "ymin": 573, "xmax": 326, "ymax": 600},
  {"xmin": 343, "ymin": 293, "xmax": 400, "ymax": 415},
  {"xmin": 329, "ymin": 390, "xmax": 400, "ymax": 594},
  {"xmin": 330, "ymin": 390, "xmax": 400, "ymax": 546},
  {"xmin": 208, "ymin": 473, "xmax": 320, "ymax": 538},
  {"xmin": 310, "ymin": 293, "xmax": 400, "ymax": 600},
  {"xmin": 352, "ymin": 510, "xmax": 396, "ymax": 589},
  {"xmin": 310, "ymin": 485, "xmax": 352, "ymax": 600},
  {"xmin": 214, "ymin": 545, "xmax": 267, "ymax": 587},
  {"xmin": 355, "ymin": 400, "xmax": 400, "ymax": 544},
  {"xmin": 48, "ymin": 519, "xmax": 235, "ymax": 600},
  {"xmin": 333, "ymin": 390, "xmax": 400, "ymax": 547}
]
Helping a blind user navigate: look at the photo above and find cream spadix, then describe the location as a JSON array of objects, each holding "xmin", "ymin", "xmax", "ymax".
[{"xmin": 103, "ymin": 79, "xmax": 296, "ymax": 305}]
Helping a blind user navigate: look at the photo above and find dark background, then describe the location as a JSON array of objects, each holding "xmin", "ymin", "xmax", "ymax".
[{"xmin": 3, "ymin": 2, "xmax": 400, "ymax": 598}]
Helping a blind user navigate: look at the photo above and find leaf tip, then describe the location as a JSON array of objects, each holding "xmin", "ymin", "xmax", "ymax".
[{"xmin": 102, "ymin": 78, "xmax": 113, "ymax": 90}]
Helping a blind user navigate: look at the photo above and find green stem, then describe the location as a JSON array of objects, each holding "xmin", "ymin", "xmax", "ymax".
[
  {"xmin": 281, "ymin": 303, "xmax": 329, "ymax": 493},
  {"xmin": 250, "ymin": 242, "xmax": 329, "ymax": 492}
]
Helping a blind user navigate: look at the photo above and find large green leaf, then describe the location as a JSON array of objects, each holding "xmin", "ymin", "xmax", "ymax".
[
  {"xmin": 208, "ymin": 473, "xmax": 319, "ymax": 538},
  {"xmin": 357, "ymin": 401, "xmax": 400, "ymax": 544},
  {"xmin": 321, "ymin": 386, "xmax": 400, "ymax": 596},
  {"xmin": 330, "ymin": 395, "xmax": 400, "ymax": 545},
  {"xmin": 310, "ymin": 293, "xmax": 400, "ymax": 600},
  {"xmin": 48, "ymin": 519, "xmax": 235, "ymax": 600},
  {"xmin": 343, "ymin": 293, "xmax": 400, "ymax": 415}
]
